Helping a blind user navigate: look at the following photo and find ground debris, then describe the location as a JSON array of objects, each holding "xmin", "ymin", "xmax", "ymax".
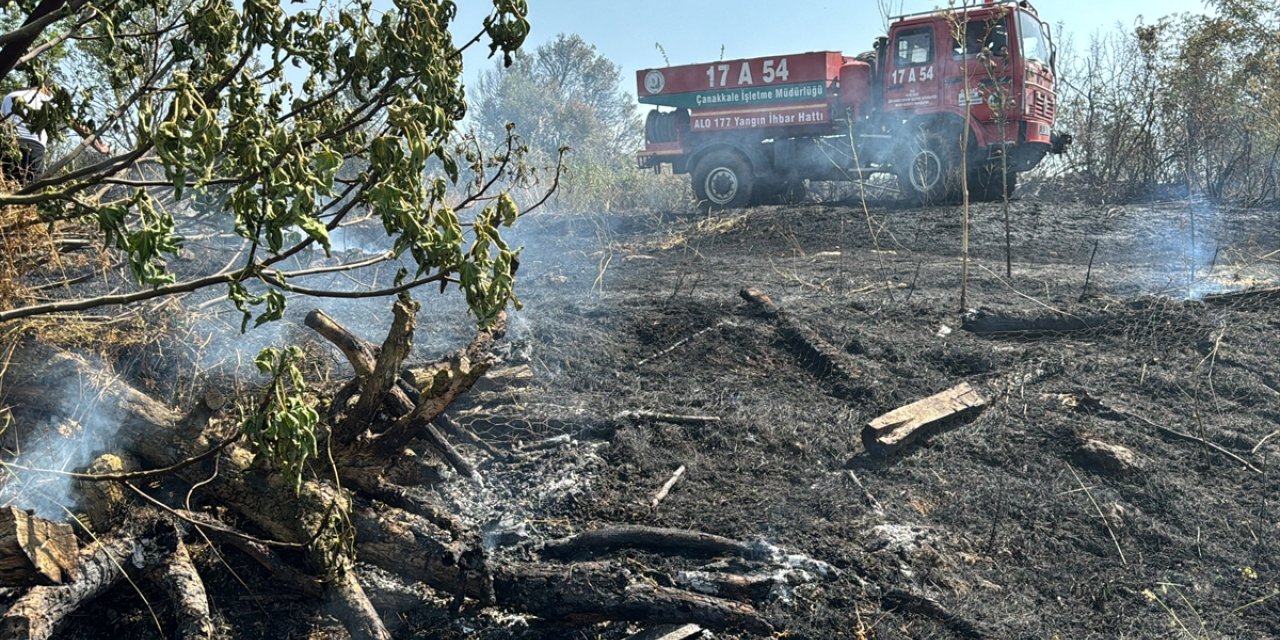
[
  {"xmin": 863, "ymin": 382, "xmax": 987, "ymax": 456},
  {"xmin": 1076, "ymin": 437, "xmax": 1145, "ymax": 474}
]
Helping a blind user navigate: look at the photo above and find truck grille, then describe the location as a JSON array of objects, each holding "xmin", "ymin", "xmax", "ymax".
[{"xmin": 1034, "ymin": 91, "xmax": 1055, "ymax": 118}]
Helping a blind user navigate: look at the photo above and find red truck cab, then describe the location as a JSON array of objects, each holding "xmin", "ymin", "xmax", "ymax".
[{"xmin": 637, "ymin": 0, "xmax": 1070, "ymax": 208}]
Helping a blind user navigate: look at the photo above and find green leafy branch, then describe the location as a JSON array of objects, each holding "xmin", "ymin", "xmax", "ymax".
[{"xmin": 241, "ymin": 345, "xmax": 319, "ymax": 492}]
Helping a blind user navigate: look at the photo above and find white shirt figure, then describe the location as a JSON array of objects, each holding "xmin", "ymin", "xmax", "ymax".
[{"xmin": 1, "ymin": 88, "xmax": 53, "ymax": 147}]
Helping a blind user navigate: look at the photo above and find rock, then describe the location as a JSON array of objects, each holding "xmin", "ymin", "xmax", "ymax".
[{"xmin": 1077, "ymin": 438, "xmax": 1144, "ymax": 474}]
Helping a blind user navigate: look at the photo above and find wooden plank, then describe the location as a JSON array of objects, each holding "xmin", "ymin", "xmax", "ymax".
[
  {"xmin": 863, "ymin": 383, "xmax": 987, "ymax": 456},
  {"xmin": 0, "ymin": 508, "xmax": 79, "ymax": 587}
]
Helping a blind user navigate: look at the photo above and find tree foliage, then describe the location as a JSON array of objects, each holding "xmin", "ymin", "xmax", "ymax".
[
  {"xmin": 1055, "ymin": 0, "xmax": 1280, "ymax": 201},
  {"xmin": 0, "ymin": 0, "xmax": 542, "ymax": 327},
  {"xmin": 471, "ymin": 32, "xmax": 638, "ymax": 165}
]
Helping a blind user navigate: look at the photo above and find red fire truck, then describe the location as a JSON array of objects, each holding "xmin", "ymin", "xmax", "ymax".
[{"xmin": 636, "ymin": 0, "xmax": 1070, "ymax": 207}]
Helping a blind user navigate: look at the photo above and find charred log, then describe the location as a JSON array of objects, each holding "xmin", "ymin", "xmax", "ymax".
[
  {"xmin": 961, "ymin": 309, "xmax": 1111, "ymax": 337},
  {"xmin": 0, "ymin": 538, "xmax": 139, "ymax": 640},
  {"xmin": 0, "ymin": 508, "xmax": 79, "ymax": 587}
]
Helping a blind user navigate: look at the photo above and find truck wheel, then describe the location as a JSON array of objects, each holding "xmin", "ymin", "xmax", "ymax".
[
  {"xmin": 970, "ymin": 163, "xmax": 1017, "ymax": 202},
  {"xmin": 693, "ymin": 151, "xmax": 754, "ymax": 210},
  {"xmin": 897, "ymin": 128, "xmax": 961, "ymax": 206}
]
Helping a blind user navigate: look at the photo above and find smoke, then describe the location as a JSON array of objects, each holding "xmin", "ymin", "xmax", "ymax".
[
  {"xmin": 1118, "ymin": 198, "xmax": 1261, "ymax": 300},
  {"xmin": 0, "ymin": 356, "xmax": 125, "ymax": 520}
]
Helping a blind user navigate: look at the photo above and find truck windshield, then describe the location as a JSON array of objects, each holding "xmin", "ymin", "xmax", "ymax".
[{"xmin": 1018, "ymin": 11, "xmax": 1050, "ymax": 64}]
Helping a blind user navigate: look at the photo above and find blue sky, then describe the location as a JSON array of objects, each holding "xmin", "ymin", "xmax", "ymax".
[{"xmin": 454, "ymin": 0, "xmax": 1212, "ymax": 98}]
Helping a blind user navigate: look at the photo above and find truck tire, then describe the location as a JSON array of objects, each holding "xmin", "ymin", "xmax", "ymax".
[
  {"xmin": 970, "ymin": 162, "xmax": 1017, "ymax": 202},
  {"xmin": 897, "ymin": 127, "xmax": 961, "ymax": 206},
  {"xmin": 693, "ymin": 151, "xmax": 754, "ymax": 210}
]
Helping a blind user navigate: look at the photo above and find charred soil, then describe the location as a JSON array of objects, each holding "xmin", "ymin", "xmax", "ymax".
[{"xmin": 17, "ymin": 196, "xmax": 1280, "ymax": 639}]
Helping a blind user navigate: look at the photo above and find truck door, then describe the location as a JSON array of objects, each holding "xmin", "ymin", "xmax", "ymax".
[
  {"xmin": 883, "ymin": 24, "xmax": 941, "ymax": 114},
  {"xmin": 947, "ymin": 12, "xmax": 1015, "ymax": 134}
]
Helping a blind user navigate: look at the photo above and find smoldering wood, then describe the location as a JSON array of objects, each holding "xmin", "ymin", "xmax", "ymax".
[
  {"xmin": 0, "ymin": 538, "xmax": 138, "ymax": 640},
  {"xmin": 2, "ymin": 343, "xmax": 393, "ymax": 640},
  {"xmin": 0, "ymin": 332, "xmax": 796, "ymax": 637},
  {"xmin": 0, "ymin": 508, "xmax": 79, "ymax": 587},
  {"xmin": 863, "ymin": 383, "xmax": 988, "ymax": 456}
]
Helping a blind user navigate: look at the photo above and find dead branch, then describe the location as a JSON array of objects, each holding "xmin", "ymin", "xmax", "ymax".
[
  {"xmin": 540, "ymin": 525, "xmax": 759, "ymax": 561},
  {"xmin": 492, "ymin": 562, "xmax": 774, "ymax": 634},
  {"xmin": 739, "ymin": 287, "xmax": 871, "ymax": 398},
  {"xmin": 303, "ymin": 309, "xmax": 381, "ymax": 377},
  {"xmin": 636, "ymin": 323, "xmax": 727, "ymax": 367},
  {"xmin": 616, "ymin": 410, "xmax": 722, "ymax": 426},
  {"xmin": 435, "ymin": 414, "xmax": 509, "ymax": 462},
  {"xmin": 961, "ymin": 309, "xmax": 1110, "ymax": 337},
  {"xmin": 1201, "ymin": 286, "xmax": 1280, "ymax": 307},
  {"xmin": 649, "ymin": 465, "xmax": 686, "ymax": 509},
  {"xmin": 882, "ymin": 588, "xmax": 986, "ymax": 639},
  {"xmin": 343, "ymin": 298, "xmax": 419, "ymax": 439},
  {"xmin": 625, "ymin": 624, "xmax": 705, "ymax": 640},
  {"xmin": 1127, "ymin": 410, "xmax": 1263, "ymax": 474}
]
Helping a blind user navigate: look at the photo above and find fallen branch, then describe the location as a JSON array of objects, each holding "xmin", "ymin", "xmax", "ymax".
[
  {"xmin": 616, "ymin": 410, "xmax": 722, "ymax": 427},
  {"xmin": 435, "ymin": 414, "xmax": 510, "ymax": 462},
  {"xmin": 493, "ymin": 563, "xmax": 774, "ymax": 634},
  {"xmin": 961, "ymin": 309, "xmax": 1110, "ymax": 337},
  {"xmin": 1200, "ymin": 286, "xmax": 1280, "ymax": 307},
  {"xmin": 625, "ymin": 624, "xmax": 705, "ymax": 640},
  {"xmin": 149, "ymin": 526, "xmax": 215, "ymax": 640},
  {"xmin": 739, "ymin": 287, "xmax": 871, "ymax": 398},
  {"xmin": 0, "ymin": 538, "xmax": 139, "ymax": 640},
  {"xmin": 1252, "ymin": 429, "xmax": 1280, "ymax": 455},
  {"xmin": 649, "ymin": 465, "xmax": 686, "ymax": 509},
  {"xmin": 1126, "ymin": 411, "xmax": 1263, "ymax": 474},
  {"xmin": 540, "ymin": 526, "xmax": 758, "ymax": 561},
  {"xmin": 637, "ymin": 323, "xmax": 726, "ymax": 367},
  {"xmin": 882, "ymin": 588, "xmax": 986, "ymax": 639},
  {"xmin": 846, "ymin": 470, "xmax": 884, "ymax": 514}
]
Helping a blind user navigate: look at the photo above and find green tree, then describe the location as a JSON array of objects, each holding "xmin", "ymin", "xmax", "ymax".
[{"xmin": 472, "ymin": 32, "xmax": 638, "ymax": 165}]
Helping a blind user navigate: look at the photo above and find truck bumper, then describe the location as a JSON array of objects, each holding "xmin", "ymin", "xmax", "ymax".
[{"xmin": 637, "ymin": 143, "xmax": 686, "ymax": 171}]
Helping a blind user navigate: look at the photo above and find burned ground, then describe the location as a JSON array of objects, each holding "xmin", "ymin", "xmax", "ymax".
[{"xmin": 15, "ymin": 195, "xmax": 1280, "ymax": 639}]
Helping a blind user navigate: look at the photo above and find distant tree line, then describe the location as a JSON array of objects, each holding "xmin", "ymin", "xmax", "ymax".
[{"xmin": 1055, "ymin": 0, "xmax": 1279, "ymax": 203}]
